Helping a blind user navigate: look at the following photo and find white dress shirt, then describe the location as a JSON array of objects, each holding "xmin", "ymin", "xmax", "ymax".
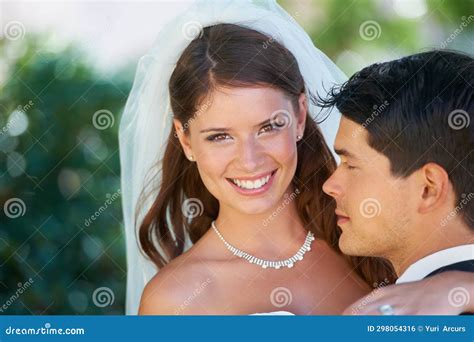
[{"xmin": 396, "ymin": 244, "xmax": 474, "ymax": 284}]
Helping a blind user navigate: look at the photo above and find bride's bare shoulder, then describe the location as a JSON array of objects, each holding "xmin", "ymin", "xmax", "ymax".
[{"xmin": 138, "ymin": 250, "xmax": 215, "ymax": 315}]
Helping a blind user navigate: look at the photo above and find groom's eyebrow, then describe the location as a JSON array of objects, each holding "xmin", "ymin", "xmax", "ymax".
[
  {"xmin": 334, "ymin": 148, "xmax": 359, "ymax": 160},
  {"xmin": 199, "ymin": 118, "xmax": 273, "ymax": 133}
]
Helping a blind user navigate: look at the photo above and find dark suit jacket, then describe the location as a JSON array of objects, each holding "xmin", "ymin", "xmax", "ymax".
[{"xmin": 426, "ymin": 260, "xmax": 474, "ymax": 277}]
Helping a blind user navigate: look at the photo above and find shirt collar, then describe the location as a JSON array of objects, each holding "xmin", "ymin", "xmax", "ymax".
[{"xmin": 396, "ymin": 244, "xmax": 474, "ymax": 284}]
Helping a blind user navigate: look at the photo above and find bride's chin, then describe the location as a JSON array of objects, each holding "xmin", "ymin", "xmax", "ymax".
[{"xmin": 237, "ymin": 202, "xmax": 275, "ymax": 215}]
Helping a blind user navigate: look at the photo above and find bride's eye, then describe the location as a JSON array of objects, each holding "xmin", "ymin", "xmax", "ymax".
[
  {"xmin": 259, "ymin": 123, "xmax": 277, "ymax": 134},
  {"xmin": 206, "ymin": 133, "xmax": 231, "ymax": 142}
]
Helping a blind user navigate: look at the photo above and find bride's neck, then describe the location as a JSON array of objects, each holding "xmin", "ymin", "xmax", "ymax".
[{"xmin": 212, "ymin": 194, "xmax": 308, "ymax": 257}]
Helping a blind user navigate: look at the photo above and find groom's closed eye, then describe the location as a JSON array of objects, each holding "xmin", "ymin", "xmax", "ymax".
[
  {"xmin": 341, "ymin": 161, "xmax": 357, "ymax": 170},
  {"xmin": 334, "ymin": 148, "xmax": 361, "ymax": 170}
]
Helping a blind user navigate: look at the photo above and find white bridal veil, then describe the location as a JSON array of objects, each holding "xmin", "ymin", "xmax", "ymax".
[{"xmin": 119, "ymin": 0, "xmax": 347, "ymax": 314}]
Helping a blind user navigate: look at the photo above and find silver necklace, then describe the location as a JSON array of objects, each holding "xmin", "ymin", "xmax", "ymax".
[{"xmin": 211, "ymin": 220, "xmax": 315, "ymax": 269}]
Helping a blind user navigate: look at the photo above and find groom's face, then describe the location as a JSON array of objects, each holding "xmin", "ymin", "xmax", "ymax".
[{"xmin": 323, "ymin": 117, "xmax": 413, "ymax": 258}]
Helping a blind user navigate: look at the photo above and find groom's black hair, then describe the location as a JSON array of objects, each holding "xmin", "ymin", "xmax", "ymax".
[{"xmin": 319, "ymin": 50, "xmax": 473, "ymax": 230}]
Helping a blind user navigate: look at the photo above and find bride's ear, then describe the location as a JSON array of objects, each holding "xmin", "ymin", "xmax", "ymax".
[
  {"xmin": 296, "ymin": 93, "xmax": 308, "ymax": 135},
  {"xmin": 173, "ymin": 119, "xmax": 193, "ymax": 157}
]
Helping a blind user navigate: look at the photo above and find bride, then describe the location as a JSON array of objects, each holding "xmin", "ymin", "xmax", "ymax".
[{"xmin": 119, "ymin": 0, "xmax": 473, "ymax": 315}]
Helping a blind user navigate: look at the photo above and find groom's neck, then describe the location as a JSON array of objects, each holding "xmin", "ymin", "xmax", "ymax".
[{"xmin": 390, "ymin": 224, "xmax": 473, "ymax": 277}]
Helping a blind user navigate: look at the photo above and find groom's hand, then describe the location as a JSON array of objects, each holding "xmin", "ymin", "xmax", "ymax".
[{"xmin": 342, "ymin": 271, "xmax": 473, "ymax": 315}]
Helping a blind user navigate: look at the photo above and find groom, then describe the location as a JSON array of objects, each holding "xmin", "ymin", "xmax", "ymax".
[{"xmin": 321, "ymin": 50, "xmax": 473, "ymax": 313}]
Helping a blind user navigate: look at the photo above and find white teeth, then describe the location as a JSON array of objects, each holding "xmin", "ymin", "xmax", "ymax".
[{"xmin": 231, "ymin": 173, "xmax": 272, "ymax": 190}]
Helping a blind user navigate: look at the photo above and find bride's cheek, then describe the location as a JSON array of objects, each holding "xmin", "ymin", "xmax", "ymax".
[
  {"xmin": 198, "ymin": 147, "xmax": 235, "ymax": 170},
  {"xmin": 263, "ymin": 135, "xmax": 297, "ymax": 162}
]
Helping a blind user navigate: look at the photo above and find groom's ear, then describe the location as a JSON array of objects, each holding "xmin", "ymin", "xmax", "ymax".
[
  {"xmin": 173, "ymin": 119, "xmax": 193, "ymax": 156},
  {"xmin": 417, "ymin": 162, "xmax": 452, "ymax": 214},
  {"xmin": 296, "ymin": 93, "xmax": 308, "ymax": 135}
]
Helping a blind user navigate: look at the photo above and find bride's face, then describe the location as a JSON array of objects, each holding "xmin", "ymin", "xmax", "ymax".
[{"xmin": 173, "ymin": 86, "xmax": 307, "ymax": 215}]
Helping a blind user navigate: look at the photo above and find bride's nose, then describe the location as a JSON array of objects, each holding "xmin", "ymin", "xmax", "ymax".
[{"xmin": 237, "ymin": 136, "xmax": 265, "ymax": 172}]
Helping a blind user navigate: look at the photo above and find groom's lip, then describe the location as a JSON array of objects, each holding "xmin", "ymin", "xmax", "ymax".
[
  {"xmin": 337, "ymin": 216, "xmax": 350, "ymax": 226},
  {"xmin": 335, "ymin": 210, "xmax": 350, "ymax": 225},
  {"xmin": 335, "ymin": 210, "xmax": 349, "ymax": 218}
]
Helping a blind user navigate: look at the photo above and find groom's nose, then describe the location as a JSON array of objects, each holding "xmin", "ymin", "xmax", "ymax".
[{"xmin": 322, "ymin": 172, "xmax": 342, "ymax": 199}]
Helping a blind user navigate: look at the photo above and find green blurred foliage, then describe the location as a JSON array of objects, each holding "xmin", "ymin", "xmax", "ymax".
[
  {"xmin": 0, "ymin": 36, "xmax": 132, "ymax": 314},
  {"xmin": 282, "ymin": 0, "xmax": 473, "ymax": 75}
]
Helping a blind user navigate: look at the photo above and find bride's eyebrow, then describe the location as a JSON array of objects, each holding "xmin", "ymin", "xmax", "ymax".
[{"xmin": 199, "ymin": 118, "xmax": 273, "ymax": 134}]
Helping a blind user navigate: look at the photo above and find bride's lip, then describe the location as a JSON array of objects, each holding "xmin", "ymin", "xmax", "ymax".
[
  {"xmin": 226, "ymin": 169, "xmax": 278, "ymax": 196},
  {"xmin": 226, "ymin": 169, "xmax": 277, "ymax": 181}
]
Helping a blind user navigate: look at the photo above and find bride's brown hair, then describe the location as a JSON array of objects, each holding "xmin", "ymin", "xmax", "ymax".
[{"xmin": 138, "ymin": 23, "xmax": 395, "ymax": 285}]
